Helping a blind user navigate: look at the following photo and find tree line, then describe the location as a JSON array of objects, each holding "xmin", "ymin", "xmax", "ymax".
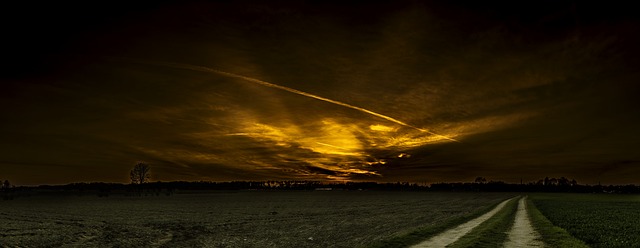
[
  {"xmin": 5, "ymin": 177, "xmax": 640, "ymax": 198},
  {"xmin": 2, "ymin": 162, "xmax": 639, "ymax": 200}
]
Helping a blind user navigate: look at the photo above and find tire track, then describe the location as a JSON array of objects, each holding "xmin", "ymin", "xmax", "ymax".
[{"xmin": 503, "ymin": 196, "xmax": 544, "ymax": 248}]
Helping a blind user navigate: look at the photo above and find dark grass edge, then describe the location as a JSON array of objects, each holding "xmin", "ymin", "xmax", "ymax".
[
  {"xmin": 526, "ymin": 197, "xmax": 589, "ymax": 248},
  {"xmin": 366, "ymin": 196, "xmax": 513, "ymax": 248},
  {"xmin": 447, "ymin": 196, "xmax": 519, "ymax": 248}
]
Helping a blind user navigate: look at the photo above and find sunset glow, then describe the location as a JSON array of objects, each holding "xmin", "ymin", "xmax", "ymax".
[{"xmin": 2, "ymin": 1, "xmax": 639, "ymax": 185}]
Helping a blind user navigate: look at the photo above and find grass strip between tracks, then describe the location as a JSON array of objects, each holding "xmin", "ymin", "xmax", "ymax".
[{"xmin": 446, "ymin": 197, "xmax": 519, "ymax": 248}]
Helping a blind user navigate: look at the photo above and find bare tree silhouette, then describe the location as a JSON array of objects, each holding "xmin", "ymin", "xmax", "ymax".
[
  {"xmin": 130, "ymin": 162, "xmax": 150, "ymax": 184},
  {"xmin": 2, "ymin": 179, "xmax": 12, "ymax": 200}
]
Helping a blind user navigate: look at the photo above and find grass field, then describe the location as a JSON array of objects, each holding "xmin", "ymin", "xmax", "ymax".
[
  {"xmin": 530, "ymin": 193, "xmax": 640, "ymax": 248},
  {"xmin": 525, "ymin": 197, "xmax": 588, "ymax": 248},
  {"xmin": 0, "ymin": 191, "xmax": 511, "ymax": 247}
]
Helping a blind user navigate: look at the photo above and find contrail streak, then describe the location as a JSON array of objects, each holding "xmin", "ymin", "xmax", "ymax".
[{"xmin": 127, "ymin": 59, "xmax": 459, "ymax": 142}]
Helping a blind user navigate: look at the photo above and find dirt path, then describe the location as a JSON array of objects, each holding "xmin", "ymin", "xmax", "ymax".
[
  {"xmin": 410, "ymin": 197, "xmax": 515, "ymax": 248},
  {"xmin": 503, "ymin": 196, "xmax": 544, "ymax": 248}
]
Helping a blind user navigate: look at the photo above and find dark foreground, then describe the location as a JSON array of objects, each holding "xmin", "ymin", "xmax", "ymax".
[{"xmin": 0, "ymin": 191, "xmax": 510, "ymax": 247}]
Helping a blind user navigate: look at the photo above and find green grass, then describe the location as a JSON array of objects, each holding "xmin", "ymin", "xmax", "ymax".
[
  {"xmin": 531, "ymin": 193, "xmax": 640, "ymax": 248},
  {"xmin": 0, "ymin": 191, "xmax": 513, "ymax": 247},
  {"xmin": 526, "ymin": 197, "xmax": 588, "ymax": 248},
  {"xmin": 447, "ymin": 197, "xmax": 519, "ymax": 248},
  {"xmin": 369, "ymin": 197, "xmax": 514, "ymax": 248}
]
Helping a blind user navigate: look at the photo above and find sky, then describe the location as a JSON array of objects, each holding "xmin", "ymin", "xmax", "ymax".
[{"xmin": 2, "ymin": 1, "xmax": 640, "ymax": 185}]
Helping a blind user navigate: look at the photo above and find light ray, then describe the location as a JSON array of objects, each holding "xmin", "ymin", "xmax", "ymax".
[
  {"xmin": 315, "ymin": 142, "xmax": 353, "ymax": 151},
  {"xmin": 126, "ymin": 59, "xmax": 459, "ymax": 142}
]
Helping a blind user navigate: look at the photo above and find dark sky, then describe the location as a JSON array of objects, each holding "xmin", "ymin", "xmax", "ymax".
[{"xmin": 2, "ymin": 1, "xmax": 640, "ymax": 185}]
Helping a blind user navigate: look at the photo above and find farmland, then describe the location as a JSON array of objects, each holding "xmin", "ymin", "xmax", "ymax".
[
  {"xmin": 0, "ymin": 191, "xmax": 512, "ymax": 247},
  {"xmin": 530, "ymin": 193, "xmax": 640, "ymax": 248}
]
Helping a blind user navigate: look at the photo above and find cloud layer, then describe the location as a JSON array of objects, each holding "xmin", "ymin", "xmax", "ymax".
[{"xmin": 2, "ymin": 1, "xmax": 640, "ymax": 185}]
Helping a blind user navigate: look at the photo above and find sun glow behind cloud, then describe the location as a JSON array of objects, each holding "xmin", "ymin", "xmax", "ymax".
[
  {"xmin": 203, "ymin": 107, "xmax": 510, "ymax": 179},
  {"xmin": 115, "ymin": 60, "xmax": 477, "ymax": 180},
  {"xmin": 115, "ymin": 66, "xmax": 533, "ymax": 182}
]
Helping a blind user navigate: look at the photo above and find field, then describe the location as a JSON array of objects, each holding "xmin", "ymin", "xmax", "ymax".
[
  {"xmin": 530, "ymin": 193, "xmax": 640, "ymax": 248},
  {"xmin": 0, "ymin": 191, "xmax": 511, "ymax": 247}
]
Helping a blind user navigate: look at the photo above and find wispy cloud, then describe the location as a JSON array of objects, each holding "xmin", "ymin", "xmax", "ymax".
[{"xmin": 2, "ymin": 1, "xmax": 639, "ymax": 184}]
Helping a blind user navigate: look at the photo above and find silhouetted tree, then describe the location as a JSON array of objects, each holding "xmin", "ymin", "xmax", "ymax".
[
  {"xmin": 2, "ymin": 180, "xmax": 12, "ymax": 200},
  {"xmin": 570, "ymin": 179, "xmax": 578, "ymax": 186},
  {"xmin": 474, "ymin": 177, "xmax": 487, "ymax": 184},
  {"xmin": 558, "ymin": 177, "xmax": 570, "ymax": 187},
  {"xmin": 130, "ymin": 162, "xmax": 150, "ymax": 184}
]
